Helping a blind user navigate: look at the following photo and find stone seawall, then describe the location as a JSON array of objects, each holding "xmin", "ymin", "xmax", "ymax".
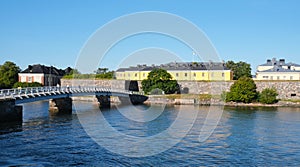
[
  {"xmin": 61, "ymin": 79, "xmax": 126, "ymax": 90},
  {"xmin": 176, "ymin": 81, "xmax": 300, "ymax": 99},
  {"xmin": 61, "ymin": 79, "xmax": 300, "ymax": 99}
]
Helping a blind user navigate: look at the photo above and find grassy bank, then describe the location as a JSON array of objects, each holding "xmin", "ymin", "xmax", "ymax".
[{"xmin": 149, "ymin": 94, "xmax": 220, "ymax": 100}]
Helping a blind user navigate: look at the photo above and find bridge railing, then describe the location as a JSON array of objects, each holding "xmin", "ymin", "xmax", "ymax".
[{"xmin": 0, "ymin": 86, "xmax": 144, "ymax": 99}]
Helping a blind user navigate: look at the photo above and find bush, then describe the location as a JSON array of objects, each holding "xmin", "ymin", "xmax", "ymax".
[
  {"xmin": 13, "ymin": 82, "xmax": 42, "ymax": 88},
  {"xmin": 259, "ymin": 88, "xmax": 278, "ymax": 104},
  {"xmin": 221, "ymin": 91, "xmax": 228, "ymax": 101},
  {"xmin": 141, "ymin": 68, "xmax": 179, "ymax": 94},
  {"xmin": 225, "ymin": 77, "xmax": 258, "ymax": 103},
  {"xmin": 150, "ymin": 88, "xmax": 164, "ymax": 95},
  {"xmin": 62, "ymin": 71, "xmax": 114, "ymax": 79}
]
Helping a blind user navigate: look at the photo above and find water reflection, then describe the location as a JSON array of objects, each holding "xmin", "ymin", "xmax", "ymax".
[
  {"xmin": 1, "ymin": 102, "xmax": 300, "ymax": 165},
  {"xmin": 0, "ymin": 122, "xmax": 22, "ymax": 135}
]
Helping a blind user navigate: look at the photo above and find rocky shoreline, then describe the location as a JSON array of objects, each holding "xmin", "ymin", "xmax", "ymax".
[
  {"xmin": 145, "ymin": 96, "xmax": 300, "ymax": 107},
  {"xmin": 71, "ymin": 95, "xmax": 300, "ymax": 107}
]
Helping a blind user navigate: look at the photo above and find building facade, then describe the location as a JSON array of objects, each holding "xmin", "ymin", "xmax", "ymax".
[
  {"xmin": 255, "ymin": 58, "xmax": 300, "ymax": 80},
  {"xmin": 18, "ymin": 64, "xmax": 70, "ymax": 86},
  {"xmin": 116, "ymin": 62, "xmax": 233, "ymax": 81}
]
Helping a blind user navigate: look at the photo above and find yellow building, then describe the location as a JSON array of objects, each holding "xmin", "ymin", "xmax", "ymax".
[{"xmin": 115, "ymin": 62, "xmax": 233, "ymax": 81}]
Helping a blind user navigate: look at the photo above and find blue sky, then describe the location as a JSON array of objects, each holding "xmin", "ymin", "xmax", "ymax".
[{"xmin": 0, "ymin": 0, "xmax": 299, "ymax": 74}]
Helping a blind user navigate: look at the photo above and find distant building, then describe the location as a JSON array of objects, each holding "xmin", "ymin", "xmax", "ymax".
[
  {"xmin": 18, "ymin": 64, "xmax": 70, "ymax": 86},
  {"xmin": 256, "ymin": 58, "xmax": 300, "ymax": 80},
  {"xmin": 116, "ymin": 62, "xmax": 233, "ymax": 81}
]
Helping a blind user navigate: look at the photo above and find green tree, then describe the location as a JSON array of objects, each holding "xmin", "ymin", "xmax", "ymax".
[
  {"xmin": 13, "ymin": 82, "xmax": 42, "ymax": 88},
  {"xmin": 69, "ymin": 69, "xmax": 81, "ymax": 75},
  {"xmin": 226, "ymin": 61, "xmax": 251, "ymax": 80},
  {"xmin": 259, "ymin": 88, "xmax": 278, "ymax": 104},
  {"xmin": 0, "ymin": 61, "xmax": 21, "ymax": 89},
  {"xmin": 95, "ymin": 71, "xmax": 114, "ymax": 79},
  {"xmin": 63, "ymin": 69, "xmax": 81, "ymax": 79},
  {"xmin": 63, "ymin": 68, "xmax": 114, "ymax": 79},
  {"xmin": 94, "ymin": 68, "xmax": 108, "ymax": 74},
  {"xmin": 225, "ymin": 77, "xmax": 258, "ymax": 103},
  {"xmin": 141, "ymin": 68, "xmax": 179, "ymax": 94}
]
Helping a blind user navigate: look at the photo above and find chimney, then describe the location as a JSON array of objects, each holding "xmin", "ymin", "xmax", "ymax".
[
  {"xmin": 28, "ymin": 65, "xmax": 33, "ymax": 72},
  {"xmin": 271, "ymin": 58, "xmax": 277, "ymax": 66},
  {"xmin": 279, "ymin": 59, "xmax": 285, "ymax": 65}
]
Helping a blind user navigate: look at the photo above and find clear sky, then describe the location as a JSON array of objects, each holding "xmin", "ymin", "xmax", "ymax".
[{"xmin": 0, "ymin": 0, "xmax": 299, "ymax": 74}]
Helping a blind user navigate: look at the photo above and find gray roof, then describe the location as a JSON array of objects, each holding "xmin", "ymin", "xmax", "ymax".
[
  {"xmin": 259, "ymin": 58, "xmax": 300, "ymax": 67},
  {"xmin": 116, "ymin": 62, "xmax": 229, "ymax": 72},
  {"xmin": 20, "ymin": 64, "xmax": 67, "ymax": 76},
  {"xmin": 116, "ymin": 68, "xmax": 128, "ymax": 72},
  {"xmin": 258, "ymin": 66, "xmax": 300, "ymax": 73},
  {"xmin": 284, "ymin": 62, "xmax": 300, "ymax": 67}
]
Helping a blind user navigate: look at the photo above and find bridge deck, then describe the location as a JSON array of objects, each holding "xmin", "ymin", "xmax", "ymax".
[{"xmin": 0, "ymin": 86, "xmax": 146, "ymax": 104}]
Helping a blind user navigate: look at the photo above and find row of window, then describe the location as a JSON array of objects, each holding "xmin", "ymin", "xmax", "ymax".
[
  {"xmin": 116, "ymin": 72, "xmax": 225, "ymax": 78},
  {"xmin": 175, "ymin": 73, "xmax": 225, "ymax": 77},
  {"xmin": 262, "ymin": 76, "xmax": 294, "ymax": 80}
]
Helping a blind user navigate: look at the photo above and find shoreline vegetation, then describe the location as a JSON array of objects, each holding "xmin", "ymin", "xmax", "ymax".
[
  {"xmin": 145, "ymin": 94, "xmax": 300, "ymax": 107},
  {"xmin": 71, "ymin": 94, "xmax": 300, "ymax": 107}
]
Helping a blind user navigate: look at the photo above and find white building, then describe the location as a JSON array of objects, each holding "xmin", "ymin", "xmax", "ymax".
[
  {"xmin": 256, "ymin": 58, "xmax": 300, "ymax": 80},
  {"xmin": 18, "ymin": 65, "xmax": 70, "ymax": 86}
]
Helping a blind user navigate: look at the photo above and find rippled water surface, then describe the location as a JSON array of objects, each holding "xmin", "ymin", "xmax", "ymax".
[{"xmin": 1, "ymin": 101, "xmax": 300, "ymax": 166}]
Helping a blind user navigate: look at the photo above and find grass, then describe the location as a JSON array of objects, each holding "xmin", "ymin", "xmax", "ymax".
[
  {"xmin": 149, "ymin": 94, "xmax": 221, "ymax": 100},
  {"xmin": 280, "ymin": 99, "xmax": 300, "ymax": 103}
]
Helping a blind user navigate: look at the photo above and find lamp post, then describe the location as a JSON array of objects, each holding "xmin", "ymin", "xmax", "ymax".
[{"xmin": 192, "ymin": 51, "xmax": 196, "ymax": 63}]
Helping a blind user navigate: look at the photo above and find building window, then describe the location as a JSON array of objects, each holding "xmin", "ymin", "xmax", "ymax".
[
  {"xmin": 185, "ymin": 73, "xmax": 188, "ymax": 77},
  {"xmin": 193, "ymin": 73, "xmax": 196, "ymax": 77},
  {"xmin": 211, "ymin": 73, "xmax": 214, "ymax": 77},
  {"xmin": 270, "ymin": 76, "xmax": 273, "ymax": 80},
  {"xmin": 128, "ymin": 74, "xmax": 130, "ymax": 77},
  {"xmin": 202, "ymin": 73, "xmax": 205, "ymax": 77},
  {"xmin": 263, "ymin": 76, "xmax": 268, "ymax": 79},
  {"xmin": 290, "ymin": 76, "xmax": 293, "ymax": 80},
  {"xmin": 222, "ymin": 73, "xmax": 224, "ymax": 77},
  {"xmin": 135, "ymin": 73, "xmax": 137, "ymax": 77},
  {"xmin": 277, "ymin": 76, "xmax": 280, "ymax": 80},
  {"xmin": 143, "ymin": 73, "xmax": 145, "ymax": 77},
  {"xmin": 28, "ymin": 77, "xmax": 33, "ymax": 82},
  {"xmin": 176, "ymin": 73, "xmax": 178, "ymax": 77}
]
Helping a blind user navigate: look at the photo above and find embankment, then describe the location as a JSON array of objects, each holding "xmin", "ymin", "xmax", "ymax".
[{"xmin": 62, "ymin": 79, "xmax": 300, "ymax": 100}]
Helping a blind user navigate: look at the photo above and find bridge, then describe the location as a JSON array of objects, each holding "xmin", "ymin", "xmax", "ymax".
[{"xmin": 0, "ymin": 86, "xmax": 148, "ymax": 123}]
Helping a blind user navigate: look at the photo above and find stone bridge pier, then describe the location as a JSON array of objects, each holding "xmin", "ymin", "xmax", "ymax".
[
  {"xmin": 96, "ymin": 95, "xmax": 111, "ymax": 108},
  {"xmin": 119, "ymin": 95, "xmax": 149, "ymax": 105},
  {"xmin": 0, "ymin": 99, "xmax": 23, "ymax": 123},
  {"xmin": 49, "ymin": 97, "xmax": 72, "ymax": 115}
]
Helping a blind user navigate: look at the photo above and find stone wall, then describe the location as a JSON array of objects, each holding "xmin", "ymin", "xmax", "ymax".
[
  {"xmin": 61, "ymin": 79, "xmax": 125, "ymax": 90},
  {"xmin": 255, "ymin": 81, "xmax": 300, "ymax": 99},
  {"xmin": 0, "ymin": 99, "xmax": 22, "ymax": 123},
  {"xmin": 177, "ymin": 81, "xmax": 300, "ymax": 99},
  {"xmin": 61, "ymin": 79, "xmax": 300, "ymax": 99}
]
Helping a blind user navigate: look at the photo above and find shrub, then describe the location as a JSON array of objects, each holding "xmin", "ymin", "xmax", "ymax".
[
  {"xmin": 141, "ymin": 68, "xmax": 179, "ymax": 94},
  {"xmin": 259, "ymin": 88, "xmax": 278, "ymax": 104},
  {"xmin": 13, "ymin": 82, "xmax": 42, "ymax": 88},
  {"xmin": 225, "ymin": 77, "xmax": 258, "ymax": 103}
]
